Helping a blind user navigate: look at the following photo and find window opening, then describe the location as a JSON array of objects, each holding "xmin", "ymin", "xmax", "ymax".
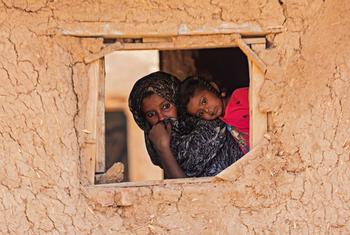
[
  {"xmin": 98, "ymin": 47, "xmax": 250, "ymax": 184},
  {"xmin": 82, "ymin": 34, "xmax": 268, "ymax": 186}
]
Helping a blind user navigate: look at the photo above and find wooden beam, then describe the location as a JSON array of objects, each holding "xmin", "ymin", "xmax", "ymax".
[
  {"xmin": 81, "ymin": 60, "xmax": 100, "ymax": 185},
  {"xmin": 90, "ymin": 176, "xmax": 213, "ymax": 188},
  {"xmin": 249, "ymin": 43, "xmax": 267, "ymax": 148},
  {"xmin": 84, "ymin": 34, "xmax": 241, "ymax": 63},
  {"xmin": 62, "ymin": 24, "xmax": 282, "ymax": 38},
  {"xmin": 243, "ymin": 37, "xmax": 266, "ymax": 45},
  {"xmin": 236, "ymin": 38, "xmax": 267, "ymax": 73},
  {"xmin": 95, "ymin": 58, "xmax": 106, "ymax": 173},
  {"xmin": 142, "ymin": 37, "xmax": 173, "ymax": 43}
]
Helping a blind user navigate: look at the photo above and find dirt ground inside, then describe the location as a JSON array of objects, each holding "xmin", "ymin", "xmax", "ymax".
[{"xmin": 0, "ymin": 0, "xmax": 349, "ymax": 234}]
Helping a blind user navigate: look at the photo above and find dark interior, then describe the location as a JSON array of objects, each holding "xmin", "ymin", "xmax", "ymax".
[{"xmin": 160, "ymin": 47, "xmax": 250, "ymax": 96}]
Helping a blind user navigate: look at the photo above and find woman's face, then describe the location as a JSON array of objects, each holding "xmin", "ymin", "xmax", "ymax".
[{"xmin": 141, "ymin": 94, "xmax": 177, "ymax": 126}]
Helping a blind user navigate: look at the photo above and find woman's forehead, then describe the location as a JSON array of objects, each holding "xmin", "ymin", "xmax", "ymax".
[{"xmin": 142, "ymin": 93, "xmax": 170, "ymax": 110}]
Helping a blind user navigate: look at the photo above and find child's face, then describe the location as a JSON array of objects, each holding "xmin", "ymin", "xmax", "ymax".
[{"xmin": 187, "ymin": 89, "xmax": 224, "ymax": 120}]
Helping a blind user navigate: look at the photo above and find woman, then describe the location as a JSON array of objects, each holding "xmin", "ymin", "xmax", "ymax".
[{"xmin": 128, "ymin": 71, "xmax": 243, "ymax": 178}]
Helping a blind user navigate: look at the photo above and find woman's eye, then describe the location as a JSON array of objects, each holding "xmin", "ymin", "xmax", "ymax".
[
  {"xmin": 162, "ymin": 102, "xmax": 171, "ymax": 110},
  {"xmin": 200, "ymin": 97, "xmax": 207, "ymax": 105},
  {"xmin": 146, "ymin": 112, "xmax": 155, "ymax": 118}
]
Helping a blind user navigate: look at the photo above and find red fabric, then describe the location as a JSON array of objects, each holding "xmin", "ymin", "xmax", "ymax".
[{"xmin": 221, "ymin": 87, "xmax": 250, "ymax": 148}]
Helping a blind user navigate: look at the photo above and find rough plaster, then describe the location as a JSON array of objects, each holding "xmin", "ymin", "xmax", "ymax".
[{"xmin": 0, "ymin": 0, "xmax": 349, "ymax": 234}]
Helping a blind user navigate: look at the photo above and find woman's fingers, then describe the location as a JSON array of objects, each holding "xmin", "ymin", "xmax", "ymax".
[
  {"xmin": 165, "ymin": 122, "xmax": 172, "ymax": 134},
  {"xmin": 149, "ymin": 122, "xmax": 168, "ymax": 139},
  {"xmin": 151, "ymin": 122, "xmax": 166, "ymax": 132},
  {"xmin": 148, "ymin": 121, "xmax": 173, "ymax": 147}
]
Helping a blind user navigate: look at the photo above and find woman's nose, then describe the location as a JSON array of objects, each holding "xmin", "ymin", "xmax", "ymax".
[{"xmin": 158, "ymin": 113, "xmax": 165, "ymax": 121}]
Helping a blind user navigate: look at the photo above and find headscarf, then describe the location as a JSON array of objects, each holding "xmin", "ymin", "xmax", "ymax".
[
  {"xmin": 128, "ymin": 71, "xmax": 180, "ymax": 166},
  {"xmin": 128, "ymin": 71, "xmax": 180, "ymax": 132},
  {"xmin": 128, "ymin": 71, "xmax": 243, "ymax": 176}
]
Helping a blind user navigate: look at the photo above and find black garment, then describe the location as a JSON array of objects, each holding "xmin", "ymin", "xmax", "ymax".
[
  {"xmin": 128, "ymin": 71, "xmax": 243, "ymax": 177},
  {"xmin": 170, "ymin": 118, "xmax": 243, "ymax": 177}
]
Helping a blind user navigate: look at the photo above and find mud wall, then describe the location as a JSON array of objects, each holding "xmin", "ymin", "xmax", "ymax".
[{"xmin": 0, "ymin": 0, "xmax": 349, "ymax": 234}]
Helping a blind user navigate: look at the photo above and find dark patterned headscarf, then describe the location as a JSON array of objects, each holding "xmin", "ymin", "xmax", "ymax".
[
  {"xmin": 128, "ymin": 71, "xmax": 180, "ymax": 132},
  {"xmin": 128, "ymin": 71, "xmax": 243, "ymax": 176}
]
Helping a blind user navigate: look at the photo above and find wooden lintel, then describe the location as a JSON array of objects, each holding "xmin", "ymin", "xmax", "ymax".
[
  {"xmin": 62, "ymin": 25, "xmax": 283, "ymax": 38},
  {"xmin": 243, "ymin": 37, "xmax": 266, "ymax": 45},
  {"xmin": 84, "ymin": 34, "xmax": 241, "ymax": 63},
  {"xmin": 142, "ymin": 37, "xmax": 173, "ymax": 43}
]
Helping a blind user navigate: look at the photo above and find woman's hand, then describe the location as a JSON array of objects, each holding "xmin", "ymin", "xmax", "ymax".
[
  {"xmin": 148, "ymin": 121, "xmax": 186, "ymax": 178},
  {"xmin": 148, "ymin": 122, "xmax": 172, "ymax": 152}
]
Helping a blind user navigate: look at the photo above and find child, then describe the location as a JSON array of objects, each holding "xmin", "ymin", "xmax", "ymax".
[{"xmin": 179, "ymin": 76, "xmax": 250, "ymax": 154}]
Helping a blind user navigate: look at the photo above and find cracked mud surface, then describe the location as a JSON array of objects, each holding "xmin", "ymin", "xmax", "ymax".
[{"xmin": 0, "ymin": 0, "xmax": 349, "ymax": 234}]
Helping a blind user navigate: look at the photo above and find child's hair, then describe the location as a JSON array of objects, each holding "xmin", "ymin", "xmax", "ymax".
[{"xmin": 178, "ymin": 75, "xmax": 222, "ymax": 114}]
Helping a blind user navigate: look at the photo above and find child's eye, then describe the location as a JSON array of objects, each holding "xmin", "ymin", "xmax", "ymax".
[{"xmin": 200, "ymin": 97, "xmax": 207, "ymax": 105}]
